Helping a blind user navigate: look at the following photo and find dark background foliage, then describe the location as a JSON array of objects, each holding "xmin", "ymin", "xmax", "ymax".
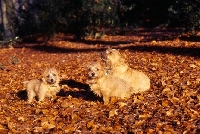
[{"xmin": 0, "ymin": 0, "xmax": 199, "ymax": 43}]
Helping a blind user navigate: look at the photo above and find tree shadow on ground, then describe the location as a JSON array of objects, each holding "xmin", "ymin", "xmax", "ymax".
[
  {"xmin": 26, "ymin": 43, "xmax": 200, "ymax": 58},
  {"xmin": 30, "ymin": 45, "xmax": 107, "ymax": 53},
  {"xmin": 179, "ymin": 35, "xmax": 200, "ymax": 42},
  {"xmin": 124, "ymin": 45, "xmax": 200, "ymax": 58},
  {"xmin": 18, "ymin": 28, "xmax": 182, "ymax": 47},
  {"xmin": 58, "ymin": 79, "xmax": 102, "ymax": 102},
  {"xmin": 16, "ymin": 28, "xmax": 199, "ymax": 58},
  {"xmin": 67, "ymin": 28, "xmax": 181, "ymax": 44}
]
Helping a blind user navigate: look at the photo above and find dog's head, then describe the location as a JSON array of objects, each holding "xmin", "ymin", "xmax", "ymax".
[
  {"xmin": 87, "ymin": 62, "xmax": 104, "ymax": 79},
  {"xmin": 42, "ymin": 68, "xmax": 60, "ymax": 84},
  {"xmin": 105, "ymin": 48, "xmax": 124, "ymax": 65}
]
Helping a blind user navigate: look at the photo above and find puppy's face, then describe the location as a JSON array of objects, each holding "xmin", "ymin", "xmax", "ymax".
[
  {"xmin": 88, "ymin": 62, "xmax": 103, "ymax": 79},
  {"xmin": 43, "ymin": 68, "xmax": 59, "ymax": 84}
]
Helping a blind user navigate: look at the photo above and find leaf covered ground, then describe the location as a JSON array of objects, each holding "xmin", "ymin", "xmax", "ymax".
[{"xmin": 0, "ymin": 29, "xmax": 200, "ymax": 133}]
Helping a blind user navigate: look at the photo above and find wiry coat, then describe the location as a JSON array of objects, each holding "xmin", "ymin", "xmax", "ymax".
[
  {"xmin": 87, "ymin": 62, "xmax": 133, "ymax": 104},
  {"xmin": 24, "ymin": 68, "xmax": 60, "ymax": 103},
  {"xmin": 105, "ymin": 49, "xmax": 150, "ymax": 93}
]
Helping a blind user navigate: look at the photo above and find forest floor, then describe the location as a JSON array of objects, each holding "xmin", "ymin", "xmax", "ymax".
[{"xmin": 0, "ymin": 28, "xmax": 199, "ymax": 133}]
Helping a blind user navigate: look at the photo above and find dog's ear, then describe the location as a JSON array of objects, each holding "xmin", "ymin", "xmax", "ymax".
[
  {"xmin": 41, "ymin": 77, "xmax": 45, "ymax": 82},
  {"xmin": 47, "ymin": 67, "xmax": 60, "ymax": 75},
  {"xmin": 99, "ymin": 60, "xmax": 105, "ymax": 67},
  {"xmin": 84, "ymin": 62, "xmax": 94, "ymax": 70},
  {"xmin": 119, "ymin": 49, "xmax": 122, "ymax": 56},
  {"xmin": 52, "ymin": 67, "xmax": 60, "ymax": 75},
  {"xmin": 55, "ymin": 69, "xmax": 60, "ymax": 76},
  {"xmin": 43, "ymin": 68, "xmax": 48, "ymax": 77},
  {"xmin": 115, "ymin": 49, "xmax": 123, "ymax": 57},
  {"xmin": 49, "ymin": 67, "xmax": 56, "ymax": 72},
  {"xmin": 105, "ymin": 46, "xmax": 113, "ymax": 54},
  {"xmin": 121, "ymin": 49, "xmax": 129, "ymax": 59},
  {"xmin": 107, "ymin": 46, "xmax": 112, "ymax": 50},
  {"xmin": 82, "ymin": 64, "xmax": 88, "ymax": 69}
]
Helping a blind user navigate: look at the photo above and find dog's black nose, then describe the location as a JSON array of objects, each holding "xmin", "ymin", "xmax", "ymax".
[
  {"xmin": 91, "ymin": 73, "xmax": 95, "ymax": 77},
  {"xmin": 50, "ymin": 79, "xmax": 54, "ymax": 82}
]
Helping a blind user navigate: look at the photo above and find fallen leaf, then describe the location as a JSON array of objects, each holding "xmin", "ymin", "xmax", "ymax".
[
  {"xmin": 41, "ymin": 121, "xmax": 55, "ymax": 130},
  {"xmin": 109, "ymin": 109, "xmax": 118, "ymax": 118}
]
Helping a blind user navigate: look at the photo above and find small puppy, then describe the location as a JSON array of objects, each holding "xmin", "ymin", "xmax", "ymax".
[
  {"xmin": 87, "ymin": 62, "xmax": 133, "ymax": 104},
  {"xmin": 24, "ymin": 68, "xmax": 60, "ymax": 103},
  {"xmin": 104, "ymin": 48, "xmax": 150, "ymax": 93}
]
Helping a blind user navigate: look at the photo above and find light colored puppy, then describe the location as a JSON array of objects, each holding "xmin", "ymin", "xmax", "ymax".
[
  {"xmin": 24, "ymin": 68, "xmax": 60, "ymax": 103},
  {"xmin": 87, "ymin": 62, "xmax": 133, "ymax": 104},
  {"xmin": 104, "ymin": 48, "xmax": 150, "ymax": 93}
]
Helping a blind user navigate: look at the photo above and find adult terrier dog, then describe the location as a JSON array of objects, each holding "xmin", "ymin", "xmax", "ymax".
[{"xmin": 104, "ymin": 48, "xmax": 150, "ymax": 93}]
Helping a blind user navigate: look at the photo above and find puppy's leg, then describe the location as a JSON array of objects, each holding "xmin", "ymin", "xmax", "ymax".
[
  {"xmin": 38, "ymin": 94, "xmax": 45, "ymax": 102},
  {"xmin": 38, "ymin": 91, "xmax": 46, "ymax": 102},
  {"xmin": 38, "ymin": 84, "xmax": 46, "ymax": 102},
  {"xmin": 27, "ymin": 90, "xmax": 35, "ymax": 103}
]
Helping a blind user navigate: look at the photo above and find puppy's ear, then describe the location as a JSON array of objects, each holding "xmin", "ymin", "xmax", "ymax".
[
  {"xmin": 49, "ymin": 67, "xmax": 56, "ymax": 72},
  {"xmin": 43, "ymin": 68, "xmax": 48, "ymax": 76},
  {"xmin": 41, "ymin": 77, "xmax": 46, "ymax": 82},
  {"xmin": 53, "ymin": 67, "xmax": 60, "ymax": 75}
]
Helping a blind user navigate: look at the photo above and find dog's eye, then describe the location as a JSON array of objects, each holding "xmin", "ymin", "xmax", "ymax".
[{"xmin": 53, "ymin": 74, "xmax": 56, "ymax": 76}]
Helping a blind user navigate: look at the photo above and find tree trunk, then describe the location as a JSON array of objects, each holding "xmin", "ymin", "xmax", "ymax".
[{"xmin": 0, "ymin": 0, "xmax": 16, "ymax": 40}]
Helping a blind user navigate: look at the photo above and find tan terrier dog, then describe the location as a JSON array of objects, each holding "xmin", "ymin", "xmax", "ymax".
[
  {"xmin": 104, "ymin": 48, "xmax": 150, "ymax": 93},
  {"xmin": 87, "ymin": 62, "xmax": 133, "ymax": 104},
  {"xmin": 24, "ymin": 68, "xmax": 60, "ymax": 103}
]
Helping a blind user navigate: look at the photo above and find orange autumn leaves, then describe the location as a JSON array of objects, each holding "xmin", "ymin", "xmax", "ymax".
[{"xmin": 0, "ymin": 30, "xmax": 199, "ymax": 133}]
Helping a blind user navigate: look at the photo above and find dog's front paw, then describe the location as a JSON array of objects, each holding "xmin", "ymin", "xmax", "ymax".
[
  {"xmin": 103, "ymin": 96, "xmax": 110, "ymax": 105},
  {"xmin": 50, "ymin": 95, "xmax": 57, "ymax": 102}
]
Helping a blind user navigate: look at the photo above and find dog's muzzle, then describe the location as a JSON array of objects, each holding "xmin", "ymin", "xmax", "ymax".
[
  {"xmin": 50, "ymin": 79, "xmax": 55, "ymax": 83},
  {"xmin": 88, "ymin": 72, "xmax": 96, "ymax": 78}
]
